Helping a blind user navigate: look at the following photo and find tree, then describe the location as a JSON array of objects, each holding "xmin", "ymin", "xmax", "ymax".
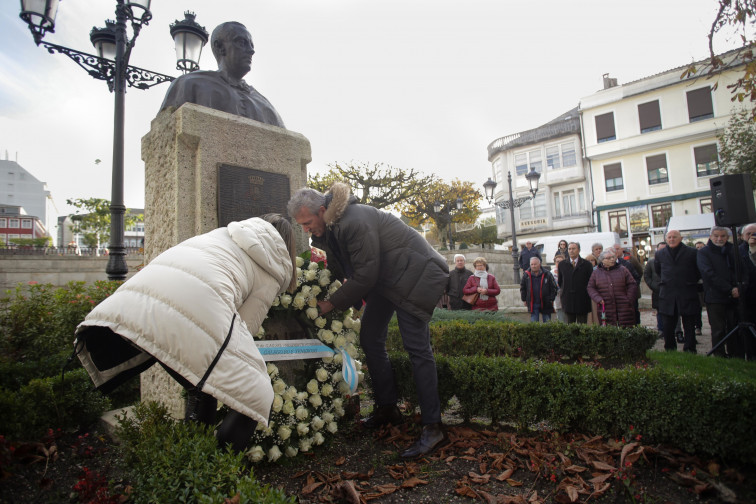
[
  {"xmin": 308, "ymin": 162, "xmax": 436, "ymax": 210},
  {"xmin": 398, "ymin": 179, "xmax": 482, "ymax": 247},
  {"xmin": 719, "ymin": 108, "xmax": 756, "ymax": 179},
  {"xmin": 66, "ymin": 198, "xmax": 141, "ymax": 249},
  {"xmin": 693, "ymin": 1, "xmax": 756, "ymax": 114},
  {"xmin": 455, "ymin": 217, "xmax": 503, "ymax": 249}
]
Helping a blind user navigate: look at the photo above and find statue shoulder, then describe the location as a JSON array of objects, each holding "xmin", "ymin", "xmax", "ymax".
[{"xmin": 160, "ymin": 71, "xmax": 228, "ymax": 111}]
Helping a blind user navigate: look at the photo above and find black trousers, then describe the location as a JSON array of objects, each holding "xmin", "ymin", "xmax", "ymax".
[
  {"xmin": 661, "ymin": 307, "xmax": 696, "ymax": 352},
  {"xmin": 565, "ymin": 312, "xmax": 588, "ymax": 324},
  {"xmin": 707, "ymin": 302, "xmax": 741, "ymax": 358}
]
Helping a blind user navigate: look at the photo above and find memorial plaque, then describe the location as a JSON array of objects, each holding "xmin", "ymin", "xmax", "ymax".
[{"xmin": 217, "ymin": 164, "xmax": 290, "ymax": 227}]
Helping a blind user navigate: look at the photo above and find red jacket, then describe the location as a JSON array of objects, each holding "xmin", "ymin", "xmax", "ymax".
[{"xmin": 463, "ymin": 273, "xmax": 501, "ymax": 311}]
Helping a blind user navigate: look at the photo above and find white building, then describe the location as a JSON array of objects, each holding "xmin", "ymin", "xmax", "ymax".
[
  {"xmin": 579, "ymin": 50, "xmax": 746, "ymax": 251},
  {"xmin": 487, "ymin": 107, "xmax": 593, "ymax": 248},
  {"xmin": 0, "ymin": 157, "xmax": 55, "ymax": 240}
]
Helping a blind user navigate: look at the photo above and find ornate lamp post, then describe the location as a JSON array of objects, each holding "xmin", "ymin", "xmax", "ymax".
[
  {"xmin": 433, "ymin": 197, "xmax": 464, "ymax": 250},
  {"xmin": 19, "ymin": 1, "xmax": 209, "ymax": 280},
  {"xmin": 483, "ymin": 167, "xmax": 541, "ymax": 283}
]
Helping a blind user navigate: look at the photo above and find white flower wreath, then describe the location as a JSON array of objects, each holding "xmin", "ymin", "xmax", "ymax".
[{"xmin": 247, "ymin": 250, "xmax": 364, "ymax": 463}]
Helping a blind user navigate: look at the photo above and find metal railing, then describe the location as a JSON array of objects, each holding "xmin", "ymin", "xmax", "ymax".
[{"xmin": 0, "ymin": 245, "xmax": 144, "ymax": 256}]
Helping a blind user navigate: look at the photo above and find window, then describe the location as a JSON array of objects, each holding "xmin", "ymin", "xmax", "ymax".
[
  {"xmin": 700, "ymin": 197, "xmax": 712, "ymax": 214},
  {"xmin": 595, "ymin": 112, "xmax": 616, "ymax": 142},
  {"xmin": 515, "ymin": 150, "xmax": 542, "ymax": 175},
  {"xmin": 646, "ymin": 154, "xmax": 669, "ymax": 184},
  {"xmin": 8, "ymin": 219, "xmax": 19, "ymax": 228},
  {"xmin": 0, "ymin": 218, "xmax": 6, "ymax": 227},
  {"xmin": 519, "ymin": 193, "xmax": 546, "ymax": 220},
  {"xmin": 0, "ymin": 234, "xmax": 5, "ymax": 245},
  {"xmin": 553, "ymin": 188, "xmax": 586, "ymax": 218},
  {"xmin": 21, "ymin": 219, "xmax": 32, "ymax": 229},
  {"xmin": 687, "ymin": 87, "xmax": 714, "ymax": 122},
  {"xmin": 604, "ymin": 163, "xmax": 624, "ymax": 192},
  {"xmin": 546, "ymin": 141, "xmax": 577, "ymax": 169},
  {"xmin": 638, "ymin": 100, "xmax": 662, "ymax": 133},
  {"xmin": 694, "ymin": 144, "xmax": 719, "ymax": 177},
  {"xmin": 651, "ymin": 203, "xmax": 673, "ymax": 228},
  {"xmin": 608, "ymin": 210, "xmax": 629, "ymax": 238}
]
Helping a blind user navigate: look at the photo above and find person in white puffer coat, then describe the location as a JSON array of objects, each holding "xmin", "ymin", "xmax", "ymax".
[{"xmin": 74, "ymin": 214, "xmax": 296, "ymax": 452}]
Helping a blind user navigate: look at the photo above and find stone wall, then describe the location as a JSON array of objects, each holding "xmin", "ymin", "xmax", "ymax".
[{"xmin": 0, "ymin": 255, "xmax": 144, "ymax": 291}]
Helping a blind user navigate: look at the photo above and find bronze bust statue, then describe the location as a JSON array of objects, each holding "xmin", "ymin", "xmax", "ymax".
[{"xmin": 160, "ymin": 22, "xmax": 285, "ymax": 128}]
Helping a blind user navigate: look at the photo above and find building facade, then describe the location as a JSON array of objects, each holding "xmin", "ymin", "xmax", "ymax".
[
  {"xmin": 0, "ymin": 204, "xmax": 47, "ymax": 245},
  {"xmin": 0, "ymin": 158, "xmax": 54, "ymax": 238},
  {"xmin": 579, "ymin": 52, "xmax": 745, "ymax": 252},
  {"xmin": 487, "ymin": 107, "xmax": 593, "ymax": 247}
]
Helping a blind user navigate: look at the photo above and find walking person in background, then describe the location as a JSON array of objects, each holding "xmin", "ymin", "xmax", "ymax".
[
  {"xmin": 655, "ymin": 229, "xmax": 701, "ymax": 352},
  {"xmin": 587, "ymin": 250, "xmax": 639, "ymax": 328},
  {"xmin": 644, "ymin": 242, "xmax": 666, "ymax": 335},
  {"xmin": 518, "ymin": 241, "xmax": 540, "ymax": 274},
  {"xmin": 552, "ymin": 254, "xmax": 566, "ymax": 322},
  {"xmin": 554, "ymin": 240, "xmax": 569, "ymax": 260},
  {"xmin": 697, "ymin": 226, "xmax": 748, "ymax": 358},
  {"xmin": 520, "ymin": 256, "xmax": 558, "ymax": 322},
  {"xmin": 557, "ymin": 242, "xmax": 593, "ymax": 323},
  {"xmin": 463, "ymin": 257, "xmax": 501, "ymax": 311},
  {"xmin": 445, "ymin": 254, "xmax": 473, "ymax": 310}
]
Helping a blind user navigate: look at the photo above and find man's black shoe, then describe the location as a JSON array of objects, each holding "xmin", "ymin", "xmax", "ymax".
[
  {"xmin": 362, "ymin": 404, "xmax": 403, "ymax": 429},
  {"xmin": 400, "ymin": 423, "xmax": 445, "ymax": 459}
]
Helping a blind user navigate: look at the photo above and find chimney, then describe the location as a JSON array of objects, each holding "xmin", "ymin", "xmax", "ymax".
[{"xmin": 602, "ymin": 73, "xmax": 618, "ymax": 89}]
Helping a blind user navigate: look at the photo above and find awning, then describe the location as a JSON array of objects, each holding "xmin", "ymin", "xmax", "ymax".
[{"xmin": 666, "ymin": 213, "xmax": 714, "ymax": 233}]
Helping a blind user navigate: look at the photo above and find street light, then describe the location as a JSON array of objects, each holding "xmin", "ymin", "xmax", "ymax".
[
  {"xmin": 433, "ymin": 197, "xmax": 465, "ymax": 250},
  {"xmin": 483, "ymin": 166, "xmax": 541, "ymax": 283},
  {"xmin": 19, "ymin": 1, "xmax": 209, "ymax": 280}
]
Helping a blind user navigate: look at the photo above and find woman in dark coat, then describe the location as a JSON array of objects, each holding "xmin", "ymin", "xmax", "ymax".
[
  {"xmin": 463, "ymin": 257, "xmax": 501, "ymax": 311},
  {"xmin": 554, "ymin": 240, "xmax": 569, "ymax": 260},
  {"xmin": 587, "ymin": 250, "xmax": 639, "ymax": 327}
]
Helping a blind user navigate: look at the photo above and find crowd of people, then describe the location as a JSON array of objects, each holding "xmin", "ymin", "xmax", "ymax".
[{"xmin": 444, "ymin": 225, "xmax": 756, "ymax": 359}]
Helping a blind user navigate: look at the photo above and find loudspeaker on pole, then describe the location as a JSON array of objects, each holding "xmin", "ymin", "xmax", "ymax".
[{"xmin": 710, "ymin": 173, "xmax": 756, "ymax": 227}]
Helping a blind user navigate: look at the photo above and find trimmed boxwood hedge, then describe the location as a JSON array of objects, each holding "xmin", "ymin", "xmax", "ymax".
[
  {"xmin": 389, "ymin": 352, "xmax": 756, "ymax": 465},
  {"xmin": 387, "ymin": 320, "xmax": 658, "ymax": 362}
]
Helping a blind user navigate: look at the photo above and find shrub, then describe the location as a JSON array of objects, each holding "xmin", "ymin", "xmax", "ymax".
[
  {"xmin": 0, "ymin": 368, "xmax": 111, "ymax": 440},
  {"xmin": 389, "ymin": 352, "xmax": 756, "ymax": 464},
  {"xmin": 117, "ymin": 402, "xmax": 296, "ymax": 504}
]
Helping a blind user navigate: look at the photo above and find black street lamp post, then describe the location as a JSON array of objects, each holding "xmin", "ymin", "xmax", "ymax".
[
  {"xmin": 433, "ymin": 197, "xmax": 464, "ymax": 250},
  {"xmin": 483, "ymin": 167, "xmax": 541, "ymax": 284},
  {"xmin": 19, "ymin": 1, "xmax": 208, "ymax": 280}
]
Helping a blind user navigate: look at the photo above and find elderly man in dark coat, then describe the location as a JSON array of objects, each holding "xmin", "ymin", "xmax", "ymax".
[
  {"xmin": 446, "ymin": 254, "xmax": 474, "ymax": 310},
  {"xmin": 655, "ymin": 229, "xmax": 701, "ymax": 352},
  {"xmin": 288, "ymin": 183, "xmax": 448, "ymax": 459},
  {"xmin": 698, "ymin": 226, "xmax": 748, "ymax": 357},
  {"xmin": 557, "ymin": 242, "xmax": 594, "ymax": 323}
]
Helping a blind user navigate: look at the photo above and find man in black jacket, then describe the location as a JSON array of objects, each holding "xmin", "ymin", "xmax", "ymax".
[
  {"xmin": 288, "ymin": 183, "xmax": 448, "ymax": 459},
  {"xmin": 519, "ymin": 241, "xmax": 540, "ymax": 272},
  {"xmin": 643, "ymin": 242, "xmax": 666, "ymax": 333},
  {"xmin": 520, "ymin": 257, "xmax": 558, "ymax": 322},
  {"xmin": 557, "ymin": 242, "xmax": 593, "ymax": 323},
  {"xmin": 655, "ymin": 229, "xmax": 701, "ymax": 352},
  {"xmin": 446, "ymin": 254, "xmax": 473, "ymax": 310},
  {"xmin": 698, "ymin": 226, "xmax": 748, "ymax": 357}
]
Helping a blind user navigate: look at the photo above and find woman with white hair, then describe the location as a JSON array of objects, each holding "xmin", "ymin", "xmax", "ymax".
[{"xmin": 587, "ymin": 249, "xmax": 638, "ymax": 327}]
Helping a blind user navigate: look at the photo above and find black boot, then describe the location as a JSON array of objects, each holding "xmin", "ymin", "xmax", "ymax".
[
  {"xmin": 362, "ymin": 404, "xmax": 403, "ymax": 429},
  {"xmin": 216, "ymin": 409, "xmax": 257, "ymax": 453},
  {"xmin": 400, "ymin": 423, "xmax": 445, "ymax": 459}
]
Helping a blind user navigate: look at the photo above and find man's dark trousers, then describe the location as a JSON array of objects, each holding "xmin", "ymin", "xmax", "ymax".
[
  {"xmin": 707, "ymin": 302, "xmax": 741, "ymax": 357},
  {"xmin": 661, "ymin": 306, "xmax": 696, "ymax": 352},
  {"xmin": 359, "ymin": 293, "xmax": 441, "ymax": 425}
]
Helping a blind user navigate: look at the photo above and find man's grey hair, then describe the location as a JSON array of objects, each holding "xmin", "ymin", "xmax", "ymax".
[
  {"xmin": 529, "ymin": 256, "xmax": 541, "ymax": 264},
  {"xmin": 453, "ymin": 254, "xmax": 465, "ymax": 262},
  {"xmin": 598, "ymin": 250, "xmax": 616, "ymax": 262},
  {"xmin": 591, "ymin": 242, "xmax": 603, "ymax": 250},
  {"xmin": 710, "ymin": 225, "xmax": 730, "ymax": 235},
  {"xmin": 569, "ymin": 241, "xmax": 581, "ymax": 251},
  {"xmin": 287, "ymin": 188, "xmax": 326, "ymax": 218}
]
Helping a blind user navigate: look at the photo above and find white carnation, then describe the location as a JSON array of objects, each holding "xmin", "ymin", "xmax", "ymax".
[
  {"xmin": 345, "ymin": 330, "xmax": 357, "ymax": 344},
  {"xmin": 282, "ymin": 400, "xmax": 295, "ymax": 416},
  {"xmin": 306, "ymin": 307, "xmax": 319, "ymax": 320},
  {"xmin": 351, "ymin": 318, "xmax": 361, "ymax": 332},
  {"xmin": 272, "ymin": 379, "xmax": 286, "ymax": 395},
  {"xmin": 268, "ymin": 445, "xmax": 283, "ymax": 462},
  {"xmin": 346, "ymin": 343, "xmax": 358, "ymax": 358},
  {"xmin": 301, "ymin": 285, "xmax": 312, "ymax": 297},
  {"xmin": 284, "ymin": 386, "xmax": 297, "ymax": 401},
  {"xmin": 333, "ymin": 353, "xmax": 343, "ymax": 364},
  {"xmin": 293, "ymin": 294, "xmax": 306, "ymax": 309},
  {"xmin": 277, "ymin": 425, "xmax": 292, "ymax": 441},
  {"xmin": 280, "ymin": 294, "xmax": 292, "ymax": 307},
  {"xmin": 319, "ymin": 329, "xmax": 334, "ymax": 344},
  {"xmin": 334, "ymin": 335, "xmax": 347, "ymax": 348},
  {"xmin": 338, "ymin": 380, "xmax": 352, "ymax": 395},
  {"xmin": 255, "ymin": 325, "xmax": 266, "ymax": 338},
  {"xmin": 318, "ymin": 269, "xmax": 331, "ymax": 286},
  {"xmin": 248, "ymin": 445, "xmax": 265, "ymax": 462},
  {"xmin": 309, "ymin": 394, "xmax": 323, "ymax": 407},
  {"xmin": 308, "ymin": 261, "xmax": 320, "ymax": 271},
  {"xmin": 311, "ymin": 285, "xmax": 322, "ymax": 296},
  {"xmin": 311, "ymin": 416, "xmax": 325, "ymax": 431},
  {"xmin": 343, "ymin": 316, "xmax": 353, "ymax": 329},
  {"xmin": 296, "ymin": 256, "xmax": 304, "ymax": 267},
  {"xmin": 297, "ymin": 391, "xmax": 309, "ymax": 401},
  {"xmin": 271, "ymin": 296, "xmax": 280, "ymax": 307},
  {"xmin": 327, "ymin": 422, "xmax": 338, "ymax": 434},
  {"xmin": 300, "ymin": 438, "xmax": 313, "ymax": 452},
  {"xmin": 331, "ymin": 320, "xmax": 343, "ymax": 333},
  {"xmin": 285, "ymin": 446, "xmax": 299, "ymax": 458},
  {"xmin": 320, "ymin": 383, "xmax": 334, "ymax": 397},
  {"xmin": 313, "ymin": 432, "xmax": 325, "ymax": 446},
  {"xmin": 322, "ymin": 412, "xmax": 334, "ymax": 423},
  {"xmin": 332, "ymin": 371, "xmax": 342, "ymax": 383},
  {"xmin": 306, "ymin": 379, "xmax": 319, "ymax": 395},
  {"xmin": 307, "ymin": 297, "xmax": 318, "ymax": 307},
  {"xmin": 297, "ymin": 422, "xmax": 310, "ymax": 436},
  {"xmin": 271, "ymin": 394, "xmax": 283, "ymax": 413},
  {"xmin": 296, "ymin": 405, "xmax": 309, "ymax": 421},
  {"xmin": 332, "ymin": 398, "xmax": 343, "ymax": 409},
  {"xmin": 315, "ymin": 367, "xmax": 329, "ymax": 382},
  {"xmin": 305, "ymin": 269, "xmax": 318, "ymax": 282},
  {"xmin": 314, "ymin": 317, "xmax": 327, "ymax": 329},
  {"xmin": 267, "ymin": 363, "xmax": 279, "ymax": 377},
  {"xmin": 335, "ymin": 406, "xmax": 345, "ymax": 417}
]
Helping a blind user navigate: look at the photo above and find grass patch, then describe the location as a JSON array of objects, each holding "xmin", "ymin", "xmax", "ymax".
[{"xmin": 649, "ymin": 350, "xmax": 756, "ymax": 385}]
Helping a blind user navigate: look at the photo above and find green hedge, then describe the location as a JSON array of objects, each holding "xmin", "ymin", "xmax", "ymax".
[
  {"xmin": 117, "ymin": 402, "xmax": 296, "ymax": 504},
  {"xmin": 0, "ymin": 368, "xmax": 111, "ymax": 440},
  {"xmin": 389, "ymin": 353, "xmax": 756, "ymax": 464},
  {"xmin": 388, "ymin": 320, "xmax": 658, "ymax": 362}
]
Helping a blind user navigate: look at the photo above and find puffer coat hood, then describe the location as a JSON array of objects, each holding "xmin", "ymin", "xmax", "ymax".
[{"xmin": 74, "ymin": 217, "xmax": 291, "ymax": 426}]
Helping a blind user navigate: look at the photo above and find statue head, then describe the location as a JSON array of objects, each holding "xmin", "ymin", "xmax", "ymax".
[{"xmin": 211, "ymin": 22, "xmax": 254, "ymax": 80}]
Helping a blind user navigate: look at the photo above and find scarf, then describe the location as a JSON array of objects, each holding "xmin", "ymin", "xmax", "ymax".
[{"xmin": 474, "ymin": 270, "xmax": 489, "ymax": 300}]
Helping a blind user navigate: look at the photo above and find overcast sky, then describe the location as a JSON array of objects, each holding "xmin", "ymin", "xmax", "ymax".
[{"xmin": 0, "ymin": 0, "xmax": 737, "ymax": 219}]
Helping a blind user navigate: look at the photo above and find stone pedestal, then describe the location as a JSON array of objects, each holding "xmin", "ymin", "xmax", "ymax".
[{"xmin": 139, "ymin": 103, "xmax": 311, "ymax": 417}]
